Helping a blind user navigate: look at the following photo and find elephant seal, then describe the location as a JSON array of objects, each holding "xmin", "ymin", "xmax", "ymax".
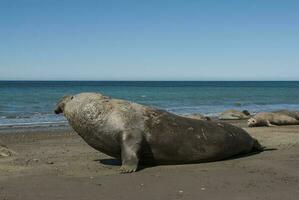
[
  {"xmin": 248, "ymin": 112, "xmax": 299, "ymax": 127},
  {"xmin": 184, "ymin": 113, "xmax": 211, "ymax": 121},
  {"xmin": 272, "ymin": 110, "xmax": 299, "ymax": 120},
  {"xmin": 219, "ymin": 109, "xmax": 251, "ymax": 120},
  {"xmin": 55, "ymin": 93, "xmax": 263, "ymax": 173}
]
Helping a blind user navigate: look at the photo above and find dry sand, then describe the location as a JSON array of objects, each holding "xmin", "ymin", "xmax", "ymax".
[{"xmin": 1, "ymin": 120, "xmax": 299, "ymax": 200}]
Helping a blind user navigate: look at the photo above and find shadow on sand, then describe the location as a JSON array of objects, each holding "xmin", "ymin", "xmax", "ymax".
[
  {"xmin": 94, "ymin": 148, "xmax": 277, "ymax": 172},
  {"xmin": 94, "ymin": 158, "xmax": 156, "ymax": 171},
  {"xmin": 96, "ymin": 158, "xmax": 121, "ymax": 166}
]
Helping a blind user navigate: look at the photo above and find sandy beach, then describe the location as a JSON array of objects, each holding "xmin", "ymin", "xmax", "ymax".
[{"xmin": 0, "ymin": 120, "xmax": 299, "ymax": 200}]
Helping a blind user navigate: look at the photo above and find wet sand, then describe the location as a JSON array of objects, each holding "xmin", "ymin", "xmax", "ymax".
[{"xmin": 1, "ymin": 120, "xmax": 299, "ymax": 200}]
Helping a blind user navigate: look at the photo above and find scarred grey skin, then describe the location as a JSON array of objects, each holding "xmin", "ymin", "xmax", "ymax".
[
  {"xmin": 219, "ymin": 109, "xmax": 251, "ymax": 120},
  {"xmin": 248, "ymin": 112, "xmax": 299, "ymax": 127},
  {"xmin": 272, "ymin": 110, "xmax": 299, "ymax": 120},
  {"xmin": 55, "ymin": 92, "xmax": 263, "ymax": 173}
]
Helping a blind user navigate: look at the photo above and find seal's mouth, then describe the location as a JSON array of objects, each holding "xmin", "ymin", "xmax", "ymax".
[{"xmin": 54, "ymin": 107, "xmax": 63, "ymax": 114}]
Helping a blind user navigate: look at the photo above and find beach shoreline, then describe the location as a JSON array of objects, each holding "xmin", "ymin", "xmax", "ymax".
[
  {"xmin": 1, "ymin": 120, "xmax": 299, "ymax": 200},
  {"xmin": 1, "ymin": 81, "xmax": 299, "ymax": 127}
]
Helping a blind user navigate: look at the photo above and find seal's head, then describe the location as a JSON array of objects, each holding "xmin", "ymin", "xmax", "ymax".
[
  {"xmin": 242, "ymin": 110, "xmax": 251, "ymax": 116},
  {"xmin": 205, "ymin": 116, "xmax": 212, "ymax": 121},
  {"xmin": 247, "ymin": 117, "xmax": 257, "ymax": 127},
  {"xmin": 54, "ymin": 95, "xmax": 73, "ymax": 114}
]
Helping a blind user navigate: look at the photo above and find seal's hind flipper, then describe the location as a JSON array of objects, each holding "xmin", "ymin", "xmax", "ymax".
[{"xmin": 252, "ymin": 139, "xmax": 265, "ymax": 152}]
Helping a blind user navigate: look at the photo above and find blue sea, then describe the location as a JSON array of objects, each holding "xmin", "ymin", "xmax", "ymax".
[{"xmin": 0, "ymin": 81, "xmax": 299, "ymax": 127}]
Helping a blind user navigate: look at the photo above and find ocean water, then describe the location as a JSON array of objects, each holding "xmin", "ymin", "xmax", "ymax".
[{"xmin": 0, "ymin": 81, "xmax": 299, "ymax": 126}]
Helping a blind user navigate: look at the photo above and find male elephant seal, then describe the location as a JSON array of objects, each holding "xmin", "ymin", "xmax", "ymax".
[
  {"xmin": 219, "ymin": 109, "xmax": 251, "ymax": 120},
  {"xmin": 55, "ymin": 93, "xmax": 263, "ymax": 173},
  {"xmin": 272, "ymin": 110, "xmax": 299, "ymax": 120},
  {"xmin": 248, "ymin": 112, "xmax": 299, "ymax": 127}
]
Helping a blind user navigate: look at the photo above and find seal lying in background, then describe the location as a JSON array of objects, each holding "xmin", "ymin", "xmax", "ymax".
[
  {"xmin": 55, "ymin": 93, "xmax": 263, "ymax": 173},
  {"xmin": 219, "ymin": 109, "xmax": 251, "ymax": 120},
  {"xmin": 248, "ymin": 112, "xmax": 299, "ymax": 127},
  {"xmin": 272, "ymin": 110, "xmax": 299, "ymax": 120},
  {"xmin": 184, "ymin": 113, "xmax": 211, "ymax": 121}
]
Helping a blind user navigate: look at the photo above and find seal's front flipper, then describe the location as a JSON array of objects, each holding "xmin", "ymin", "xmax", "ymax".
[
  {"xmin": 119, "ymin": 131, "xmax": 142, "ymax": 173},
  {"xmin": 266, "ymin": 120, "xmax": 276, "ymax": 127}
]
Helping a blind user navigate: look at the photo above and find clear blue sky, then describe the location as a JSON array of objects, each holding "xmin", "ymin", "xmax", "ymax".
[{"xmin": 0, "ymin": 0, "xmax": 298, "ymax": 81}]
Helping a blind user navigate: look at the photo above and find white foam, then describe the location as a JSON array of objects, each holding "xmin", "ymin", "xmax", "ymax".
[{"xmin": 0, "ymin": 121, "xmax": 68, "ymax": 128}]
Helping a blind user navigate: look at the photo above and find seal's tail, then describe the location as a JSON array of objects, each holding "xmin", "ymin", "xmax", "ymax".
[{"xmin": 252, "ymin": 138, "xmax": 265, "ymax": 152}]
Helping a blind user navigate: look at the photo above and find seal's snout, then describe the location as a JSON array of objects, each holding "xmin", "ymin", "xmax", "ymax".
[
  {"xmin": 247, "ymin": 118, "xmax": 256, "ymax": 127},
  {"xmin": 54, "ymin": 109, "xmax": 60, "ymax": 114},
  {"xmin": 54, "ymin": 107, "xmax": 62, "ymax": 114},
  {"xmin": 54, "ymin": 95, "xmax": 73, "ymax": 115}
]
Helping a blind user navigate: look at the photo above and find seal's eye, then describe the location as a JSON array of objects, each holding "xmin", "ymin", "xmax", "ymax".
[{"xmin": 71, "ymin": 96, "xmax": 74, "ymax": 100}]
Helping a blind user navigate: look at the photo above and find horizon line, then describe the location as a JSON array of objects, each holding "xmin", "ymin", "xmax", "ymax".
[{"xmin": 0, "ymin": 79, "xmax": 299, "ymax": 82}]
